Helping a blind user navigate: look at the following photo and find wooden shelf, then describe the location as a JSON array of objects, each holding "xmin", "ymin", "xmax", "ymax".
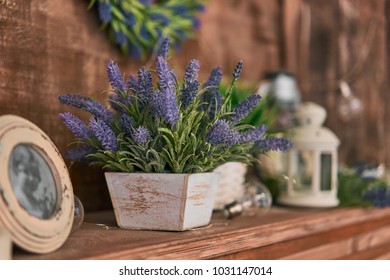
[{"xmin": 13, "ymin": 207, "xmax": 390, "ymax": 260}]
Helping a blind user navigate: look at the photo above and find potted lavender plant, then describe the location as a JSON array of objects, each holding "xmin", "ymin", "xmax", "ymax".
[{"xmin": 58, "ymin": 38, "xmax": 291, "ymax": 231}]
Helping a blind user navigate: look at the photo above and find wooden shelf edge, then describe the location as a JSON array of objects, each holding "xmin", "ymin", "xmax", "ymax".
[{"xmin": 13, "ymin": 207, "xmax": 390, "ymax": 260}]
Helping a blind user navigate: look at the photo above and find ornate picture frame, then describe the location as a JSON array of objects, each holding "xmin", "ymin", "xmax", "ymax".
[{"xmin": 0, "ymin": 115, "xmax": 74, "ymax": 254}]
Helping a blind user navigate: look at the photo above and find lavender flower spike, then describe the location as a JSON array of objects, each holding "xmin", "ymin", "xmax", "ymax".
[
  {"xmin": 98, "ymin": 1, "xmax": 112, "ymax": 24},
  {"xmin": 202, "ymin": 67, "xmax": 223, "ymax": 118},
  {"xmin": 119, "ymin": 114, "xmax": 134, "ymax": 137},
  {"xmin": 149, "ymin": 90, "xmax": 165, "ymax": 119},
  {"xmin": 203, "ymin": 67, "xmax": 222, "ymax": 89},
  {"xmin": 256, "ymin": 137, "xmax": 293, "ymax": 153},
  {"xmin": 231, "ymin": 94, "xmax": 262, "ymax": 124},
  {"xmin": 90, "ymin": 118, "xmax": 118, "ymax": 152},
  {"xmin": 58, "ymin": 94, "xmax": 89, "ymax": 109},
  {"xmin": 181, "ymin": 80, "xmax": 199, "ymax": 109},
  {"xmin": 184, "ymin": 59, "xmax": 200, "ymax": 85},
  {"xmin": 85, "ymin": 99, "xmax": 114, "ymax": 124},
  {"xmin": 150, "ymin": 88, "xmax": 179, "ymax": 127},
  {"xmin": 241, "ymin": 124, "xmax": 267, "ymax": 143},
  {"xmin": 108, "ymin": 93, "xmax": 134, "ymax": 113},
  {"xmin": 206, "ymin": 120, "xmax": 241, "ymax": 148},
  {"xmin": 127, "ymin": 74, "xmax": 139, "ymax": 93},
  {"xmin": 59, "ymin": 112, "xmax": 92, "ymax": 138},
  {"xmin": 65, "ymin": 146, "xmax": 96, "ymax": 162},
  {"xmin": 137, "ymin": 66, "xmax": 153, "ymax": 99},
  {"xmin": 133, "ymin": 126, "xmax": 150, "ymax": 145},
  {"xmin": 232, "ymin": 60, "xmax": 243, "ymax": 81},
  {"xmin": 156, "ymin": 56, "xmax": 175, "ymax": 91},
  {"xmin": 157, "ymin": 37, "xmax": 171, "ymax": 59},
  {"xmin": 164, "ymin": 89, "xmax": 180, "ymax": 126},
  {"xmin": 107, "ymin": 60, "xmax": 127, "ymax": 93},
  {"xmin": 364, "ymin": 187, "xmax": 390, "ymax": 207}
]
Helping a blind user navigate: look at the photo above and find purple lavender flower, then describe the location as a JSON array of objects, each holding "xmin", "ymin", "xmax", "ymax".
[
  {"xmin": 139, "ymin": 0, "xmax": 152, "ymax": 6},
  {"xmin": 156, "ymin": 56, "xmax": 176, "ymax": 92},
  {"xmin": 206, "ymin": 120, "xmax": 241, "ymax": 148},
  {"xmin": 137, "ymin": 66, "xmax": 153, "ymax": 101},
  {"xmin": 241, "ymin": 124, "xmax": 267, "ymax": 143},
  {"xmin": 150, "ymin": 90, "xmax": 179, "ymax": 127},
  {"xmin": 255, "ymin": 137, "xmax": 293, "ymax": 153},
  {"xmin": 231, "ymin": 95, "xmax": 261, "ymax": 123},
  {"xmin": 364, "ymin": 187, "xmax": 390, "ymax": 207},
  {"xmin": 108, "ymin": 94, "xmax": 134, "ymax": 113},
  {"xmin": 150, "ymin": 13, "xmax": 169, "ymax": 26},
  {"xmin": 107, "ymin": 60, "xmax": 127, "ymax": 93},
  {"xmin": 89, "ymin": 118, "xmax": 118, "ymax": 152},
  {"xmin": 119, "ymin": 114, "xmax": 134, "ymax": 137},
  {"xmin": 65, "ymin": 146, "xmax": 97, "ymax": 162},
  {"xmin": 114, "ymin": 31, "xmax": 127, "ymax": 45},
  {"xmin": 58, "ymin": 94, "xmax": 89, "ymax": 109},
  {"xmin": 149, "ymin": 90, "xmax": 165, "ymax": 119},
  {"xmin": 162, "ymin": 89, "xmax": 179, "ymax": 126},
  {"xmin": 124, "ymin": 11, "xmax": 136, "ymax": 28},
  {"xmin": 85, "ymin": 99, "xmax": 113, "ymax": 124},
  {"xmin": 133, "ymin": 126, "xmax": 150, "ymax": 145},
  {"xmin": 140, "ymin": 26, "xmax": 151, "ymax": 41},
  {"xmin": 184, "ymin": 59, "xmax": 200, "ymax": 85},
  {"xmin": 181, "ymin": 81, "xmax": 199, "ymax": 109},
  {"xmin": 98, "ymin": 1, "xmax": 112, "ymax": 24},
  {"xmin": 203, "ymin": 91, "xmax": 222, "ymax": 119},
  {"xmin": 128, "ymin": 43, "xmax": 142, "ymax": 60},
  {"xmin": 59, "ymin": 113, "xmax": 92, "ymax": 139},
  {"xmin": 202, "ymin": 67, "xmax": 223, "ymax": 118},
  {"xmin": 127, "ymin": 74, "xmax": 139, "ymax": 93},
  {"xmin": 157, "ymin": 37, "xmax": 171, "ymax": 59},
  {"xmin": 190, "ymin": 17, "xmax": 201, "ymax": 29},
  {"xmin": 172, "ymin": 5, "xmax": 189, "ymax": 15},
  {"xmin": 203, "ymin": 67, "xmax": 223, "ymax": 89},
  {"xmin": 232, "ymin": 60, "xmax": 243, "ymax": 81},
  {"xmin": 196, "ymin": 4, "xmax": 206, "ymax": 12}
]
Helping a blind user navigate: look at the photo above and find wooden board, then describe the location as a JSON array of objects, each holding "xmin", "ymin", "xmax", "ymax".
[{"xmin": 13, "ymin": 207, "xmax": 390, "ymax": 260}]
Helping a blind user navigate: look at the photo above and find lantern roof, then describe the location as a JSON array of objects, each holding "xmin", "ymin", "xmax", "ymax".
[{"xmin": 288, "ymin": 102, "xmax": 340, "ymax": 148}]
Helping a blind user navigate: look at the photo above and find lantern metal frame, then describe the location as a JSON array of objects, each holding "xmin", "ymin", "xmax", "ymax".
[{"xmin": 278, "ymin": 102, "xmax": 340, "ymax": 207}]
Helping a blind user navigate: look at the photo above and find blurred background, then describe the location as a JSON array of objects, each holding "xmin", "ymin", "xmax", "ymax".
[{"xmin": 0, "ymin": 0, "xmax": 389, "ymax": 211}]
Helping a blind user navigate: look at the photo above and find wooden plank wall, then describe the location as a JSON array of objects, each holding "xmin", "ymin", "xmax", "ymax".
[
  {"xmin": 0, "ymin": 0, "xmax": 389, "ymax": 211},
  {"xmin": 282, "ymin": 0, "xmax": 389, "ymax": 167}
]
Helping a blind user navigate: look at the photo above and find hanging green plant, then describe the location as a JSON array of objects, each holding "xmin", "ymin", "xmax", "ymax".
[{"xmin": 89, "ymin": 0, "xmax": 206, "ymax": 60}]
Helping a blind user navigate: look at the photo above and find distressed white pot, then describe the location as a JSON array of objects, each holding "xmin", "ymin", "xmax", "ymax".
[
  {"xmin": 0, "ymin": 227, "xmax": 12, "ymax": 260},
  {"xmin": 213, "ymin": 162, "xmax": 247, "ymax": 210},
  {"xmin": 105, "ymin": 172, "xmax": 220, "ymax": 231}
]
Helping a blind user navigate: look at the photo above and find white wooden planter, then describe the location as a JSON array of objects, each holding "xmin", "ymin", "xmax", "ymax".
[{"xmin": 105, "ymin": 172, "xmax": 220, "ymax": 231}]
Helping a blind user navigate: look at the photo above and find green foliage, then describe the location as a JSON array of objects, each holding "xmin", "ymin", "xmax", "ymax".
[
  {"xmin": 60, "ymin": 54, "xmax": 291, "ymax": 173},
  {"xmin": 337, "ymin": 167, "xmax": 390, "ymax": 207},
  {"xmin": 90, "ymin": 0, "xmax": 206, "ymax": 60},
  {"xmin": 219, "ymin": 82, "xmax": 280, "ymax": 129},
  {"xmin": 337, "ymin": 168, "xmax": 373, "ymax": 207}
]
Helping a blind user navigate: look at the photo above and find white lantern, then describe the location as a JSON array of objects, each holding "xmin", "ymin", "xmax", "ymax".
[{"xmin": 278, "ymin": 102, "xmax": 340, "ymax": 207}]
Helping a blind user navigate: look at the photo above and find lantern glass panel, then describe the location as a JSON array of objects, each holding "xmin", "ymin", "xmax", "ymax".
[
  {"xmin": 293, "ymin": 150, "xmax": 313, "ymax": 191},
  {"xmin": 320, "ymin": 153, "xmax": 332, "ymax": 191}
]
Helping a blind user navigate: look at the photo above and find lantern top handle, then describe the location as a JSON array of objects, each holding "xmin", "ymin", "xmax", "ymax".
[{"xmin": 294, "ymin": 102, "xmax": 326, "ymax": 127}]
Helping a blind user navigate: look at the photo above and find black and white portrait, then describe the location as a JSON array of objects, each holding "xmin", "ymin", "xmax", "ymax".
[{"xmin": 9, "ymin": 144, "xmax": 57, "ymax": 219}]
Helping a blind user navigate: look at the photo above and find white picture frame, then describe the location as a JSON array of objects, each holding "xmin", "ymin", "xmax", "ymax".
[{"xmin": 0, "ymin": 115, "xmax": 74, "ymax": 254}]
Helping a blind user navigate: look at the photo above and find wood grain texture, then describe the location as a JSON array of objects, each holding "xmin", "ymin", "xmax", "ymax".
[
  {"xmin": 13, "ymin": 207, "xmax": 390, "ymax": 260},
  {"xmin": 105, "ymin": 173, "xmax": 218, "ymax": 231},
  {"xmin": 213, "ymin": 212, "xmax": 390, "ymax": 259},
  {"xmin": 297, "ymin": 0, "xmax": 388, "ymax": 167},
  {"xmin": 1, "ymin": 0, "xmax": 390, "ymax": 212}
]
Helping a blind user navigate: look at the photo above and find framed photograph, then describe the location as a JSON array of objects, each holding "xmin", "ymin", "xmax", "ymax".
[{"xmin": 0, "ymin": 115, "xmax": 74, "ymax": 254}]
